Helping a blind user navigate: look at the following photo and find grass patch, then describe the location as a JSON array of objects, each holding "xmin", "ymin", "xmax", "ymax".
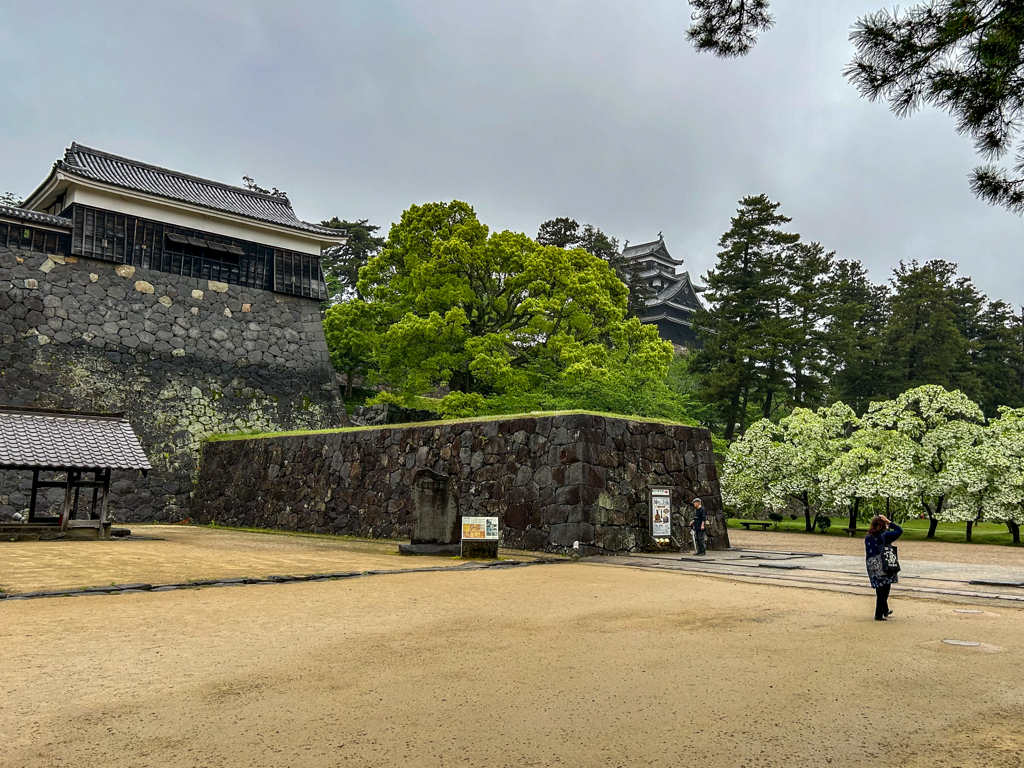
[
  {"xmin": 728, "ymin": 517, "xmax": 1019, "ymax": 546},
  {"xmin": 205, "ymin": 410, "xmax": 696, "ymax": 443}
]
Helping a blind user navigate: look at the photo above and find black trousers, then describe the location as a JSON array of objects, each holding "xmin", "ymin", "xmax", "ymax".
[
  {"xmin": 695, "ymin": 528, "xmax": 706, "ymax": 554},
  {"xmin": 875, "ymin": 584, "xmax": 891, "ymax": 618}
]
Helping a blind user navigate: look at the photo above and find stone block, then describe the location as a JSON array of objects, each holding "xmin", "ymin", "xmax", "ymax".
[
  {"xmin": 134, "ymin": 280, "xmax": 154, "ymax": 294},
  {"xmin": 115, "ymin": 265, "xmax": 136, "ymax": 278},
  {"xmin": 208, "ymin": 280, "xmax": 229, "ymax": 293}
]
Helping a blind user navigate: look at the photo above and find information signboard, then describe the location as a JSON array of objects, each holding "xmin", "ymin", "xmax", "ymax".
[
  {"xmin": 461, "ymin": 516, "xmax": 499, "ymax": 540},
  {"xmin": 650, "ymin": 488, "xmax": 672, "ymax": 539}
]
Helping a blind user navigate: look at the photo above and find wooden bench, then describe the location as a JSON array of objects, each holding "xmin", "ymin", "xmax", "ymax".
[{"xmin": 736, "ymin": 520, "xmax": 772, "ymax": 531}]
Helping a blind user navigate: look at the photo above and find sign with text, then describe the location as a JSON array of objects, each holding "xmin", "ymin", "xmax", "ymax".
[
  {"xmin": 462, "ymin": 516, "xmax": 499, "ymax": 541},
  {"xmin": 650, "ymin": 488, "xmax": 672, "ymax": 538}
]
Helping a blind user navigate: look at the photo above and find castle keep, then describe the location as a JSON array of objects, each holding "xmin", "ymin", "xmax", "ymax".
[{"xmin": 0, "ymin": 144, "xmax": 348, "ymax": 523}]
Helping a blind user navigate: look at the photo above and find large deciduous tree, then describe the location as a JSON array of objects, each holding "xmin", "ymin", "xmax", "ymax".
[
  {"xmin": 864, "ymin": 385, "xmax": 985, "ymax": 537},
  {"xmin": 537, "ymin": 217, "xmax": 652, "ymax": 317},
  {"xmin": 360, "ymin": 201, "xmax": 651, "ymax": 398},
  {"xmin": 723, "ymin": 403, "xmax": 859, "ymax": 531},
  {"xmin": 323, "ymin": 299, "xmax": 379, "ymax": 398}
]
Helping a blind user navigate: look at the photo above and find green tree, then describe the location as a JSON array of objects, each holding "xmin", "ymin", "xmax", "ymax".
[
  {"xmin": 323, "ymin": 300, "xmax": 379, "ymax": 399},
  {"xmin": 361, "ymin": 201, "xmax": 634, "ymax": 397},
  {"xmin": 784, "ymin": 241, "xmax": 835, "ymax": 409},
  {"xmin": 319, "ymin": 218, "xmax": 385, "ymax": 302},
  {"xmin": 969, "ymin": 301, "xmax": 1024, "ymax": 417},
  {"xmin": 537, "ymin": 217, "xmax": 651, "ymax": 317},
  {"xmin": 692, "ymin": 194, "xmax": 800, "ymax": 439},
  {"xmin": 823, "ymin": 259, "xmax": 891, "ymax": 412},
  {"xmin": 687, "ymin": 1, "xmax": 1024, "ymax": 213},
  {"xmin": 881, "ymin": 260, "xmax": 982, "ymax": 401}
]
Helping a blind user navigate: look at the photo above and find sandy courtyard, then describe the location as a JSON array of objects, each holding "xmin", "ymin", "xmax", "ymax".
[
  {"xmin": 2, "ymin": 561, "xmax": 1022, "ymax": 768},
  {"xmin": 0, "ymin": 525, "xmax": 465, "ymax": 595}
]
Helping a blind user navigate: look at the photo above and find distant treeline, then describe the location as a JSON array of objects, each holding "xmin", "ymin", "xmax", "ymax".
[{"xmin": 692, "ymin": 195, "xmax": 1024, "ymax": 439}]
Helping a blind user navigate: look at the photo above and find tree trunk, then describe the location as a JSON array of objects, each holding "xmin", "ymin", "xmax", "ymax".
[
  {"xmin": 965, "ymin": 520, "xmax": 973, "ymax": 542},
  {"xmin": 345, "ymin": 372, "xmax": 354, "ymax": 399},
  {"xmin": 724, "ymin": 390, "xmax": 741, "ymax": 442},
  {"xmin": 927, "ymin": 516, "xmax": 939, "ymax": 538},
  {"xmin": 1007, "ymin": 520, "xmax": 1020, "ymax": 545},
  {"xmin": 803, "ymin": 491, "xmax": 813, "ymax": 533},
  {"xmin": 738, "ymin": 386, "xmax": 751, "ymax": 437},
  {"xmin": 848, "ymin": 497, "xmax": 860, "ymax": 533}
]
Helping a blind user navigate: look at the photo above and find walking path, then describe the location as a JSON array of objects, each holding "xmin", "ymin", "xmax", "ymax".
[{"xmin": 590, "ymin": 539, "xmax": 1024, "ymax": 607}]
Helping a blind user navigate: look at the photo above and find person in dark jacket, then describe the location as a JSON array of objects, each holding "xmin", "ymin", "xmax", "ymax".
[
  {"xmin": 691, "ymin": 498, "xmax": 707, "ymax": 555},
  {"xmin": 865, "ymin": 515, "xmax": 902, "ymax": 621}
]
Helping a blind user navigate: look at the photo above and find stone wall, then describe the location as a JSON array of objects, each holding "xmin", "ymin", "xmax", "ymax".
[
  {"xmin": 191, "ymin": 413, "xmax": 728, "ymax": 554},
  {"xmin": 0, "ymin": 244, "xmax": 347, "ymax": 522}
]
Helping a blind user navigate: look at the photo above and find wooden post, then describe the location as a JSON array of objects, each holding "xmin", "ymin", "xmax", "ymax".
[
  {"xmin": 28, "ymin": 469, "xmax": 39, "ymax": 523},
  {"xmin": 98, "ymin": 468, "xmax": 111, "ymax": 527},
  {"xmin": 60, "ymin": 470, "xmax": 75, "ymax": 532}
]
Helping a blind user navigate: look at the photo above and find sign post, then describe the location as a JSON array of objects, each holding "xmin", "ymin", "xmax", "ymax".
[
  {"xmin": 461, "ymin": 516, "xmax": 500, "ymax": 559},
  {"xmin": 648, "ymin": 487, "xmax": 680, "ymax": 550}
]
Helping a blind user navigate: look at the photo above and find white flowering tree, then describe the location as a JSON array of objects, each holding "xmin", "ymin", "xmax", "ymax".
[
  {"xmin": 819, "ymin": 424, "xmax": 918, "ymax": 532},
  {"xmin": 945, "ymin": 407, "xmax": 1024, "ymax": 544},
  {"xmin": 861, "ymin": 386, "xmax": 985, "ymax": 538},
  {"xmin": 722, "ymin": 403, "xmax": 858, "ymax": 530},
  {"xmin": 721, "ymin": 418, "xmax": 783, "ymax": 517}
]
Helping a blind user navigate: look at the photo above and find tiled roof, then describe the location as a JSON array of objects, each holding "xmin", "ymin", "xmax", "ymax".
[
  {"xmin": 0, "ymin": 205, "xmax": 72, "ymax": 229},
  {"xmin": 54, "ymin": 143, "xmax": 340, "ymax": 237},
  {"xmin": 622, "ymin": 235, "xmax": 683, "ymax": 265},
  {"xmin": 0, "ymin": 407, "xmax": 152, "ymax": 471}
]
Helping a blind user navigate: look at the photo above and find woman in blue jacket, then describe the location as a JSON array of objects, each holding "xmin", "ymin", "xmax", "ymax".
[{"xmin": 865, "ymin": 515, "xmax": 902, "ymax": 621}]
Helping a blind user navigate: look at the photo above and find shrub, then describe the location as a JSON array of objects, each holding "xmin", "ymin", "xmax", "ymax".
[
  {"xmin": 814, "ymin": 515, "xmax": 832, "ymax": 533},
  {"xmin": 768, "ymin": 512, "xmax": 784, "ymax": 530},
  {"xmin": 788, "ymin": 513, "xmax": 798, "ymax": 521}
]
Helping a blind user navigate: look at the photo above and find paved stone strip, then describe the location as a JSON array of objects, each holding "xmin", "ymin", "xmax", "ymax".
[
  {"xmin": 593, "ymin": 557, "xmax": 1024, "ymax": 605},
  {"xmin": 0, "ymin": 559, "xmax": 563, "ymax": 602}
]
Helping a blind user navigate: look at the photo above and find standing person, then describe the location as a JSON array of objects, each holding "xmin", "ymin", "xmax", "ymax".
[
  {"xmin": 691, "ymin": 498, "xmax": 707, "ymax": 556},
  {"xmin": 865, "ymin": 515, "xmax": 902, "ymax": 621}
]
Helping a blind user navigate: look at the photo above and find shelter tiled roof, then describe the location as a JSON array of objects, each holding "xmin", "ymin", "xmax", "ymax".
[
  {"xmin": 0, "ymin": 407, "xmax": 152, "ymax": 471},
  {"xmin": 0, "ymin": 205, "xmax": 72, "ymax": 229},
  {"xmin": 51, "ymin": 143, "xmax": 340, "ymax": 237}
]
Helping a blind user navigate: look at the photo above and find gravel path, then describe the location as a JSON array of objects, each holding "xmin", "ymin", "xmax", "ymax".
[{"xmin": 2, "ymin": 563, "xmax": 1023, "ymax": 767}]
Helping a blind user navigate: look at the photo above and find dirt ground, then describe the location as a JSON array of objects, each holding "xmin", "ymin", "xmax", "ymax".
[
  {"xmin": 0, "ymin": 525, "xmax": 465, "ymax": 595},
  {"xmin": 2, "ymin": 561, "xmax": 1022, "ymax": 768},
  {"xmin": 729, "ymin": 528, "xmax": 1024, "ymax": 567}
]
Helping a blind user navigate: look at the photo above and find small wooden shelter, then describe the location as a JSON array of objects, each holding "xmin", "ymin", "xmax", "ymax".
[{"xmin": 0, "ymin": 407, "xmax": 151, "ymax": 540}]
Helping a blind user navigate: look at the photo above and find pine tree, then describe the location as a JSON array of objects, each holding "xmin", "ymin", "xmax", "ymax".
[
  {"xmin": 318, "ymin": 218, "xmax": 385, "ymax": 303},
  {"xmin": 783, "ymin": 241, "xmax": 835, "ymax": 409},
  {"xmin": 692, "ymin": 194, "xmax": 800, "ymax": 439},
  {"xmin": 823, "ymin": 259, "xmax": 891, "ymax": 412},
  {"xmin": 881, "ymin": 260, "xmax": 981, "ymax": 401}
]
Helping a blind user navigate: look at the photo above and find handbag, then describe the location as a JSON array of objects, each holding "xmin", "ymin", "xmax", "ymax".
[{"xmin": 880, "ymin": 542, "xmax": 900, "ymax": 575}]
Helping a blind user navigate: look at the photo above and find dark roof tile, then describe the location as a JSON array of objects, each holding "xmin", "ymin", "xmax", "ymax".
[
  {"xmin": 55, "ymin": 144, "xmax": 340, "ymax": 237},
  {"xmin": 0, "ymin": 408, "xmax": 151, "ymax": 471},
  {"xmin": 0, "ymin": 205, "xmax": 72, "ymax": 229}
]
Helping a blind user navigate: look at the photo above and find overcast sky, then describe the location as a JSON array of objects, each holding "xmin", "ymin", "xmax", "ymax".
[{"xmin": 1, "ymin": 1, "xmax": 1021, "ymax": 302}]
